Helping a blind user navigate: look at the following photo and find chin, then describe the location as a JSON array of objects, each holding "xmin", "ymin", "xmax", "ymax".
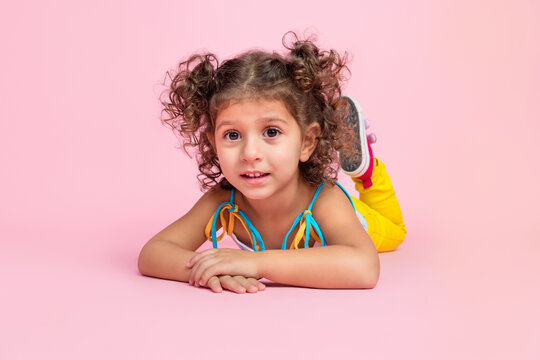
[{"xmin": 235, "ymin": 186, "xmax": 273, "ymax": 200}]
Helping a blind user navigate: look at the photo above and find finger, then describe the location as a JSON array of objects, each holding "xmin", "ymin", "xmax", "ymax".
[
  {"xmin": 192, "ymin": 257, "xmax": 222, "ymax": 287},
  {"xmin": 186, "ymin": 248, "xmax": 218, "ymax": 268},
  {"xmin": 219, "ymin": 275, "xmax": 246, "ymax": 294},
  {"xmin": 207, "ymin": 276, "xmax": 223, "ymax": 293},
  {"xmin": 199, "ymin": 260, "xmax": 229, "ymax": 287},
  {"xmin": 244, "ymin": 277, "xmax": 266, "ymax": 292},
  {"xmin": 189, "ymin": 257, "xmax": 206, "ymax": 286},
  {"xmin": 246, "ymin": 277, "xmax": 266, "ymax": 291},
  {"xmin": 189, "ymin": 252, "xmax": 219, "ymax": 286},
  {"xmin": 233, "ymin": 276, "xmax": 259, "ymax": 293}
]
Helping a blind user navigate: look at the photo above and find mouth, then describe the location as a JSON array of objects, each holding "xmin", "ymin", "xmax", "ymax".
[
  {"xmin": 240, "ymin": 171, "xmax": 270, "ymax": 184},
  {"xmin": 241, "ymin": 171, "xmax": 270, "ymax": 179}
]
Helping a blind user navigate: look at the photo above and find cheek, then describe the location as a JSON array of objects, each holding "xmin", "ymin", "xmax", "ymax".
[
  {"xmin": 270, "ymin": 142, "xmax": 302, "ymax": 166},
  {"xmin": 215, "ymin": 147, "xmax": 236, "ymax": 173}
]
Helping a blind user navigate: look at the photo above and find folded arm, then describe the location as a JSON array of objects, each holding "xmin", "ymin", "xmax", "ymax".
[
  {"xmin": 258, "ymin": 244, "xmax": 378, "ymax": 288},
  {"xmin": 187, "ymin": 245, "xmax": 378, "ymax": 289},
  {"xmin": 188, "ymin": 184, "xmax": 380, "ymax": 289}
]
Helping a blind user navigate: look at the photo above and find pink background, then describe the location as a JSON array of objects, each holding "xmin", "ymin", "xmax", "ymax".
[{"xmin": 1, "ymin": 1, "xmax": 539, "ymax": 359}]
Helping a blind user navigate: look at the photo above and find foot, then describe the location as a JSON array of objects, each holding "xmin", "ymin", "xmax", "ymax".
[{"xmin": 338, "ymin": 96, "xmax": 375, "ymax": 189}]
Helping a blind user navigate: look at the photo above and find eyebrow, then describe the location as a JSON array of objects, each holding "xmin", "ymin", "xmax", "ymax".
[{"xmin": 216, "ymin": 117, "xmax": 288, "ymax": 131}]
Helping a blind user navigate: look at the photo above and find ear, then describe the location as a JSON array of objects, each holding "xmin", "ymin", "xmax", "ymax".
[{"xmin": 300, "ymin": 122, "xmax": 321, "ymax": 162}]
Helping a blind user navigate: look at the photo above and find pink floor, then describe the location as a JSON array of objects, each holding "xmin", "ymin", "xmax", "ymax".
[{"xmin": 2, "ymin": 1, "xmax": 539, "ymax": 359}]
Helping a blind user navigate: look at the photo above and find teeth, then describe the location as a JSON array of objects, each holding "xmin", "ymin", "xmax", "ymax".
[{"xmin": 245, "ymin": 172, "xmax": 265, "ymax": 178}]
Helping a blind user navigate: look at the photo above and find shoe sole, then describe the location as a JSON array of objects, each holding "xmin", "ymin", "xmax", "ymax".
[{"xmin": 339, "ymin": 96, "xmax": 371, "ymax": 177}]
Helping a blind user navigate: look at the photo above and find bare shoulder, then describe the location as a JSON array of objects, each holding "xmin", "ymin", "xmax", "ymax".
[
  {"xmin": 149, "ymin": 185, "xmax": 231, "ymax": 251},
  {"xmin": 311, "ymin": 182, "xmax": 371, "ymax": 248},
  {"xmin": 311, "ymin": 182, "xmax": 355, "ymax": 216},
  {"xmin": 196, "ymin": 185, "xmax": 232, "ymax": 210},
  {"xmin": 180, "ymin": 185, "xmax": 233, "ymax": 228}
]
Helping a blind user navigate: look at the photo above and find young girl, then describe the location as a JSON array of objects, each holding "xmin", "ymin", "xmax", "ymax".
[{"xmin": 138, "ymin": 32, "xmax": 406, "ymax": 293}]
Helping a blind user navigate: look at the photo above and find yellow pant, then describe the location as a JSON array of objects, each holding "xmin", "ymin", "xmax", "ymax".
[{"xmin": 350, "ymin": 158, "xmax": 407, "ymax": 252}]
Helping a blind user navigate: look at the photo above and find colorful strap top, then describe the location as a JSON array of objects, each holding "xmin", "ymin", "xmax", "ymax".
[{"xmin": 204, "ymin": 182, "xmax": 367, "ymax": 251}]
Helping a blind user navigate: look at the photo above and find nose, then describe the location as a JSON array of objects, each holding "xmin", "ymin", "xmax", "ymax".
[{"xmin": 240, "ymin": 136, "xmax": 262, "ymax": 163}]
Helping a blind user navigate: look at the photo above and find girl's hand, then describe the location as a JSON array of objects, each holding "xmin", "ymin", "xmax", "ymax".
[
  {"xmin": 186, "ymin": 248, "xmax": 262, "ymax": 288},
  {"xmin": 206, "ymin": 275, "xmax": 266, "ymax": 293}
]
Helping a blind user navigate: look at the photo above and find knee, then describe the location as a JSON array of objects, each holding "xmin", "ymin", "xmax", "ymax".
[{"xmin": 374, "ymin": 227, "xmax": 406, "ymax": 252}]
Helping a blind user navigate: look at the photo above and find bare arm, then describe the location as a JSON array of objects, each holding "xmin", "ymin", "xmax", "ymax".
[
  {"xmin": 257, "ymin": 245, "xmax": 378, "ymax": 289},
  {"xmin": 138, "ymin": 188, "xmax": 225, "ymax": 283},
  {"xmin": 258, "ymin": 185, "xmax": 379, "ymax": 288},
  {"xmin": 138, "ymin": 239, "xmax": 196, "ymax": 282},
  {"xmin": 188, "ymin": 184, "xmax": 380, "ymax": 289}
]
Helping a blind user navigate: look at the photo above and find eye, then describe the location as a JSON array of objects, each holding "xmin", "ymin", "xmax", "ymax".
[
  {"xmin": 263, "ymin": 127, "xmax": 281, "ymax": 138},
  {"xmin": 224, "ymin": 130, "xmax": 241, "ymax": 141}
]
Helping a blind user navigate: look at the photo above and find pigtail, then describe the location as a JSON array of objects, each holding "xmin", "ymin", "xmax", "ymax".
[
  {"xmin": 161, "ymin": 54, "xmax": 217, "ymax": 142},
  {"xmin": 161, "ymin": 53, "xmax": 224, "ymax": 190},
  {"xmin": 285, "ymin": 32, "xmax": 349, "ymax": 100},
  {"xmin": 284, "ymin": 32, "xmax": 357, "ymax": 185},
  {"xmin": 287, "ymin": 39, "xmax": 320, "ymax": 93}
]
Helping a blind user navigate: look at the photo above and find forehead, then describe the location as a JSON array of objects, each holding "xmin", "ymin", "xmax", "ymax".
[{"xmin": 215, "ymin": 98, "xmax": 296, "ymax": 125}]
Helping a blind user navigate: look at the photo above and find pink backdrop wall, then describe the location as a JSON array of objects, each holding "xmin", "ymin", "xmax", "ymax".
[{"xmin": 1, "ymin": 1, "xmax": 539, "ymax": 359}]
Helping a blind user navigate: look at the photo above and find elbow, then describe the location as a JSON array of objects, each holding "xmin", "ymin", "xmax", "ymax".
[
  {"xmin": 362, "ymin": 262, "xmax": 380, "ymax": 289},
  {"xmin": 354, "ymin": 252, "xmax": 380, "ymax": 289},
  {"xmin": 137, "ymin": 248, "xmax": 147, "ymax": 276},
  {"xmin": 137, "ymin": 241, "xmax": 153, "ymax": 276}
]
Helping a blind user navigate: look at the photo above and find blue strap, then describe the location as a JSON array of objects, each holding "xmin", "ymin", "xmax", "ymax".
[
  {"xmin": 209, "ymin": 188, "xmax": 265, "ymax": 251},
  {"xmin": 281, "ymin": 182, "xmax": 326, "ymax": 249},
  {"xmin": 302, "ymin": 210, "xmax": 326, "ymax": 248},
  {"xmin": 281, "ymin": 181, "xmax": 358, "ymax": 249},
  {"xmin": 336, "ymin": 182, "xmax": 368, "ymax": 230},
  {"xmin": 235, "ymin": 207, "xmax": 265, "ymax": 251},
  {"xmin": 281, "ymin": 210, "xmax": 305, "ymax": 250},
  {"xmin": 335, "ymin": 182, "xmax": 356, "ymax": 208},
  {"xmin": 229, "ymin": 188, "xmax": 265, "ymax": 251},
  {"xmin": 210, "ymin": 201, "xmax": 229, "ymax": 249},
  {"xmin": 212, "ymin": 182, "xmax": 359, "ymax": 251},
  {"xmin": 307, "ymin": 182, "xmax": 326, "ymax": 210}
]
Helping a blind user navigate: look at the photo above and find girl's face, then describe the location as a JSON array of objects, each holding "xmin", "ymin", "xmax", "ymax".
[{"xmin": 213, "ymin": 98, "xmax": 317, "ymax": 200}]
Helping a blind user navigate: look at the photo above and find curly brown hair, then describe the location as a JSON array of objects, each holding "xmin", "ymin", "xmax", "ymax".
[{"xmin": 161, "ymin": 31, "xmax": 358, "ymax": 190}]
